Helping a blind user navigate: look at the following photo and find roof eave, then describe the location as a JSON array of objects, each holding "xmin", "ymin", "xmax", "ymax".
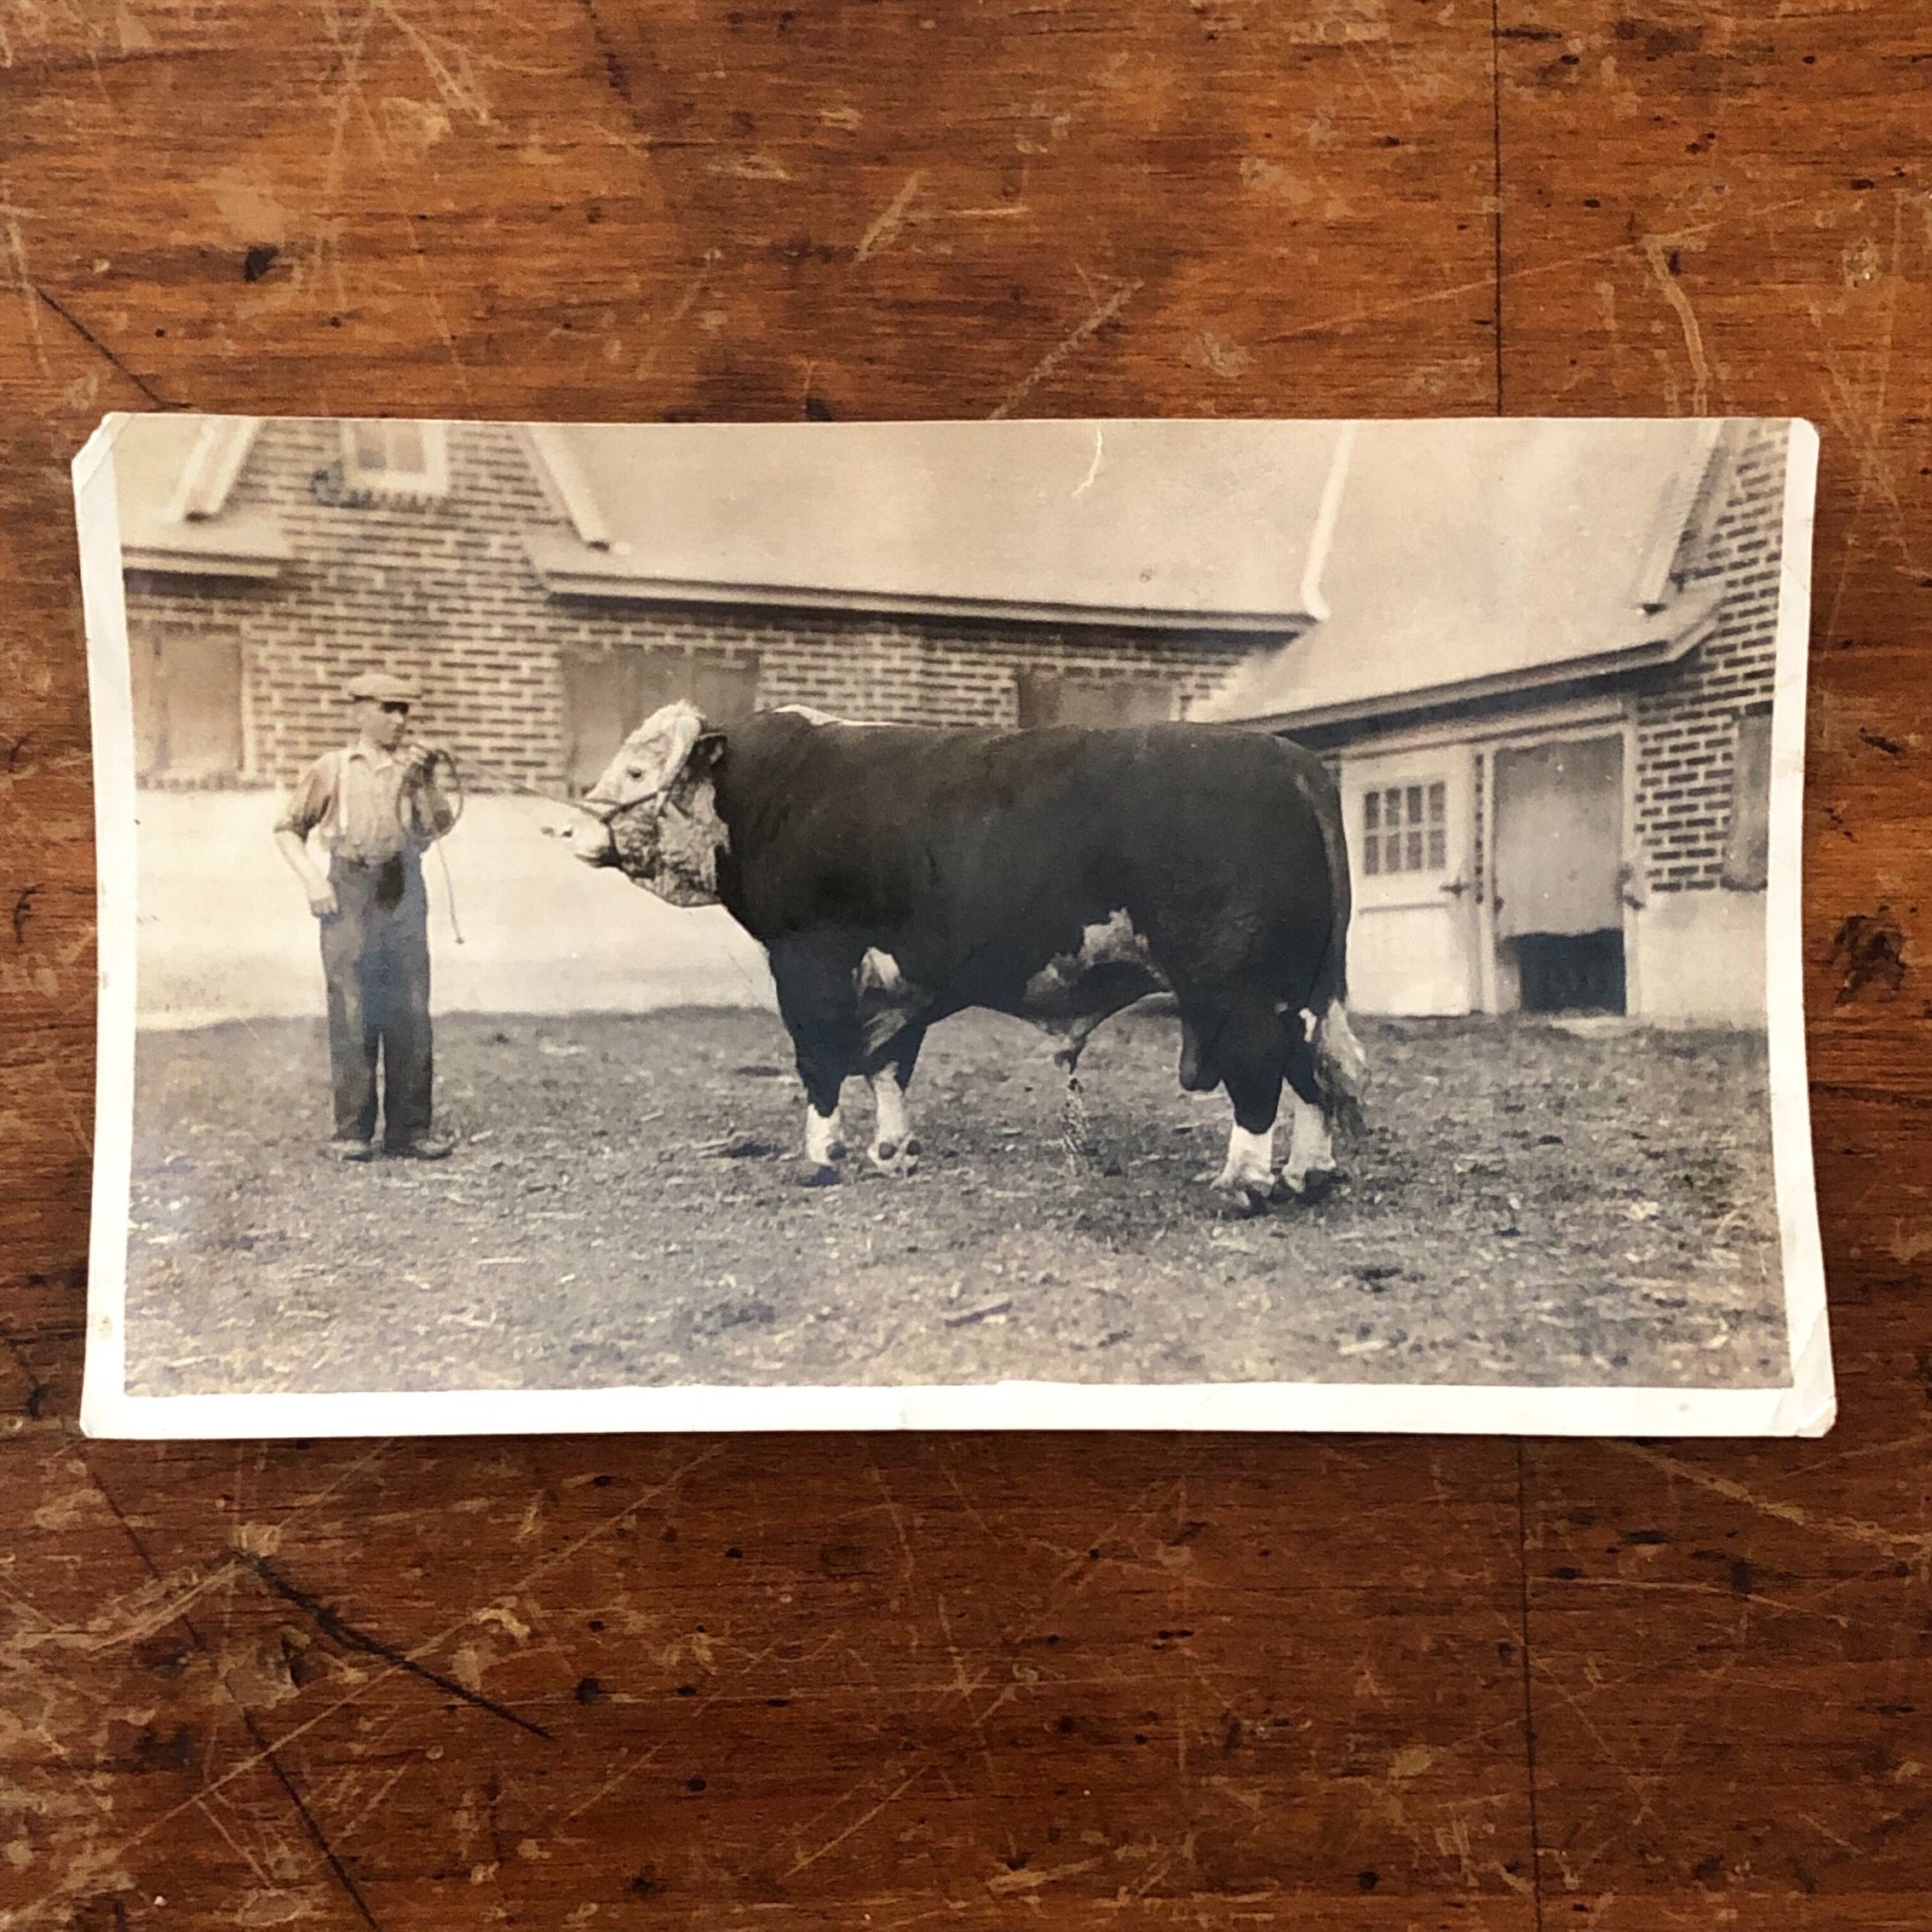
[
  {"xmin": 1233, "ymin": 596, "xmax": 1722, "ymax": 733},
  {"xmin": 528, "ymin": 540, "xmax": 1313, "ymax": 638},
  {"xmin": 170, "ymin": 417, "xmax": 266, "ymax": 522},
  {"xmin": 123, "ymin": 543, "xmax": 287, "ymax": 582}
]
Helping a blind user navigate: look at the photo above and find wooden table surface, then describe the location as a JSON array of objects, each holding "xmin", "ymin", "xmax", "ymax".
[{"xmin": 3, "ymin": 3, "xmax": 1929, "ymax": 1927}]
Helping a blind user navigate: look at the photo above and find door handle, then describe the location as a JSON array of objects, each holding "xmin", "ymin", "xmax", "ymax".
[{"xmin": 1440, "ymin": 876, "xmax": 1469, "ymax": 897}]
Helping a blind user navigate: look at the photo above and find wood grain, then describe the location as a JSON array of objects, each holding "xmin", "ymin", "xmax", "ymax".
[{"xmin": 2, "ymin": 1, "xmax": 1928, "ymax": 1925}]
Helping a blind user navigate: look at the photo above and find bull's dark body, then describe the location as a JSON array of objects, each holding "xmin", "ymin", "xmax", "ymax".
[{"xmin": 706, "ymin": 711, "xmax": 1348, "ymax": 1136}]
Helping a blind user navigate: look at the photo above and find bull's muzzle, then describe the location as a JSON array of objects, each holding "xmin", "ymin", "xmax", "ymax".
[{"xmin": 566, "ymin": 817, "xmax": 618, "ymax": 867}]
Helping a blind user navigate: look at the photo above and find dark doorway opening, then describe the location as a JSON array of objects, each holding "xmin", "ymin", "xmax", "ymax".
[
  {"xmin": 1015, "ymin": 671, "xmax": 1175, "ymax": 727},
  {"xmin": 1514, "ymin": 930, "xmax": 1627, "ymax": 1014},
  {"xmin": 131, "ymin": 623, "xmax": 245, "ymax": 784},
  {"xmin": 562, "ymin": 647, "xmax": 760, "ymax": 795}
]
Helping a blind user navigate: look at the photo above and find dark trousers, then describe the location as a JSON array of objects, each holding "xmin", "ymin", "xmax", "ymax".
[{"xmin": 320, "ymin": 854, "xmax": 433, "ymax": 1147}]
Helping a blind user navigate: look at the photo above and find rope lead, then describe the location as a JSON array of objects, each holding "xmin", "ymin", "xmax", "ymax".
[{"xmin": 402, "ymin": 743, "xmax": 605, "ymax": 950}]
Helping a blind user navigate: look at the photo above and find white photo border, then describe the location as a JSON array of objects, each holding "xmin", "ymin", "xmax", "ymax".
[{"xmin": 75, "ymin": 415, "xmax": 1833, "ymax": 1440}]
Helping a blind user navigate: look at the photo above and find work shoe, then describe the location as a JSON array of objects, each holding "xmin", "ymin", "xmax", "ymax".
[
  {"xmin": 325, "ymin": 1138, "xmax": 377, "ymax": 1163},
  {"xmin": 386, "ymin": 1133, "xmax": 454, "ymax": 1160}
]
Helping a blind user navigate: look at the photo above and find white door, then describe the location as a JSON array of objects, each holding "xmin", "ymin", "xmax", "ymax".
[{"xmin": 1341, "ymin": 749, "xmax": 1478, "ymax": 1015}]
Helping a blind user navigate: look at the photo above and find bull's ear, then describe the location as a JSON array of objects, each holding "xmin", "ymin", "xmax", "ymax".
[{"xmin": 693, "ymin": 730, "xmax": 727, "ymax": 770}]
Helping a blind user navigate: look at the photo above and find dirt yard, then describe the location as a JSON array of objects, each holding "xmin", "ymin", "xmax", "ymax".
[{"xmin": 122, "ymin": 1006, "xmax": 1789, "ymax": 1398}]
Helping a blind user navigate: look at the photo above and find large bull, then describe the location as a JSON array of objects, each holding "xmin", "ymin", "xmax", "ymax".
[{"xmin": 570, "ymin": 703, "xmax": 1365, "ymax": 1210}]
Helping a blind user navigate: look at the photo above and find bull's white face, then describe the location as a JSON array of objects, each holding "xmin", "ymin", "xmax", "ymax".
[
  {"xmin": 585, "ymin": 700, "xmax": 710, "ymax": 815},
  {"xmin": 572, "ymin": 700, "xmax": 728, "ymax": 906}
]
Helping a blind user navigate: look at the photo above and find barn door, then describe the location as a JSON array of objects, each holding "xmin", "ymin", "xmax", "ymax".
[
  {"xmin": 1492, "ymin": 734, "xmax": 1626, "ymax": 1012},
  {"xmin": 1340, "ymin": 748, "xmax": 1478, "ymax": 1015},
  {"xmin": 129, "ymin": 624, "xmax": 244, "ymax": 784},
  {"xmin": 563, "ymin": 647, "xmax": 761, "ymax": 794},
  {"xmin": 561, "ymin": 649, "xmax": 639, "ymax": 796}
]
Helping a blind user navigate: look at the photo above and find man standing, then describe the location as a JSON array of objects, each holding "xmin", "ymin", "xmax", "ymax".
[{"xmin": 274, "ymin": 672, "xmax": 457, "ymax": 1162}]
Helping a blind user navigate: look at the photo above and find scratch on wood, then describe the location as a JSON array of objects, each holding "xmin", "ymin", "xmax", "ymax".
[
  {"xmin": 0, "ymin": 1560, "xmax": 244, "ymax": 1661},
  {"xmin": 14, "ymin": 1457, "xmax": 727, "ymax": 1923},
  {"xmin": 855, "ymin": 170, "xmax": 926, "ymax": 262},
  {"xmin": 1254, "ymin": 193, "xmax": 1811, "ymax": 354},
  {"xmin": 867, "ymin": 1463, "xmax": 917, "ymax": 1587},
  {"xmin": 257, "ymin": 1745, "xmax": 384, "ymax": 1932},
  {"xmin": 933, "ymin": 1596, "xmax": 1000, "ymax": 1788},
  {"xmin": 785, "ymin": 1762, "xmax": 932, "ymax": 1877},
  {"xmin": 12, "ymin": 883, "xmax": 42, "ymax": 946},
  {"xmin": 986, "ymin": 1850, "xmax": 1110, "ymax": 1895},
  {"xmin": 241, "ymin": 1555, "xmax": 555, "ymax": 1740},
  {"xmin": 78, "ymin": 1450, "xmax": 388, "ymax": 1932},
  {"xmin": 0, "ymin": 188, "xmax": 48, "ymax": 377},
  {"xmin": 1617, "ymin": 1443, "xmax": 1932, "ymax": 1574},
  {"xmin": 0, "ymin": 212, "xmax": 169, "ymax": 407},
  {"xmin": 990, "ymin": 279, "xmax": 1141, "ymax": 421},
  {"xmin": 638, "ymin": 267, "xmax": 712, "ymax": 380},
  {"xmin": 1640, "ymin": 233, "xmax": 1711, "ymax": 414},
  {"xmin": 1812, "ymin": 1080, "xmax": 1932, "ymax": 1112},
  {"xmin": 1810, "ymin": 194, "xmax": 1915, "ymax": 595}
]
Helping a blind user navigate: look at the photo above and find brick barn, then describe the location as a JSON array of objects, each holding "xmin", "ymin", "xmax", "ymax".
[
  {"xmin": 110, "ymin": 415, "xmax": 1343, "ymax": 797},
  {"xmin": 1199, "ymin": 417, "xmax": 1791, "ymax": 1026},
  {"xmin": 110, "ymin": 413, "xmax": 1788, "ymax": 1027}
]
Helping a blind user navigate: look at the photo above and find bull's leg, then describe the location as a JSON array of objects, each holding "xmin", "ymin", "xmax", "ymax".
[
  {"xmin": 1280, "ymin": 1091, "xmax": 1338, "ymax": 1201},
  {"xmin": 1216, "ymin": 1120, "xmax": 1278, "ymax": 1207},
  {"xmin": 864, "ymin": 1024, "xmax": 926, "ymax": 1178},
  {"xmin": 804, "ymin": 1100, "xmax": 847, "ymax": 1173},
  {"xmin": 1197, "ymin": 993, "xmax": 1291, "ymax": 1212},
  {"xmin": 770, "ymin": 933, "xmax": 865, "ymax": 1186},
  {"xmin": 868, "ymin": 1068, "xmax": 919, "ymax": 1176}
]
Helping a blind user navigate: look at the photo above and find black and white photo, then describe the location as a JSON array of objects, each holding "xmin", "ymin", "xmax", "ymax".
[{"xmin": 76, "ymin": 413, "xmax": 1828, "ymax": 1436}]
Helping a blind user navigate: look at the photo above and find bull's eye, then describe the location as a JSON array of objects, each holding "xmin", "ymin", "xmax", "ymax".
[{"xmin": 626, "ymin": 767, "xmax": 645, "ymax": 779}]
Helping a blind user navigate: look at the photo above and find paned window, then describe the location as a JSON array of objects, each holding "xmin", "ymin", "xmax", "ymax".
[
  {"xmin": 339, "ymin": 421, "xmax": 450, "ymax": 502},
  {"xmin": 1361, "ymin": 779, "xmax": 1447, "ymax": 877}
]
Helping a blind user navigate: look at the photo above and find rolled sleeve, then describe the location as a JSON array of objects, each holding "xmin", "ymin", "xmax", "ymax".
[{"xmin": 274, "ymin": 755, "xmax": 336, "ymax": 841}]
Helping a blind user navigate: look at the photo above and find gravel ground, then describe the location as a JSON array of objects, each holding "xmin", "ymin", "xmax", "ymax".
[{"xmin": 124, "ymin": 1007, "xmax": 1788, "ymax": 1396}]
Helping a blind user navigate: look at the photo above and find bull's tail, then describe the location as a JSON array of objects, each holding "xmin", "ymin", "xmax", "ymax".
[
  {"xmin": 1311, "ymin": 998, "xmax": 1367, "ymax": 1136},
  {"xmin": 1291, "ymin": 745, "xmax": 1369, "ymax": 1136}
]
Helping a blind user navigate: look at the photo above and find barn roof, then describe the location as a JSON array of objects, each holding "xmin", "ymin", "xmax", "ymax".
[
  {"xmin": 523, "ymin": 419, "xmax": 1346, "ymax": 633},
  {"xmin": 1194, "ymin": 418, "xmax": 1734, "ymax": 728},
  {"xmin": 108, "ymin": 416, "xmax": 287, "ymax": 577}
]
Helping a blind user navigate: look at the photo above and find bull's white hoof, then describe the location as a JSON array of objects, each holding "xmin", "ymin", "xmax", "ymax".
[
  {"xmin": 1208, "ymin": 1173, "xmax": 1271, "ymax": 1216},
  {"xmin": 804, "ymin": 1105, "xmax": 846, "ymax": 1170},
  {"xmin": 869, "ymin": 1136, "xmax": 921, "ymax": 1178},
  {"xmin": 1208, "ymin": 1123, "xmax": 1276, "ymax": 1213},
  {"xmin": 1208, "ymin": 1164, "xmax": 1273, "ymax": 1214},
  {"xmin": 1282, "ymin": 1164, "xmax": 1338, "ymax": 1205}
]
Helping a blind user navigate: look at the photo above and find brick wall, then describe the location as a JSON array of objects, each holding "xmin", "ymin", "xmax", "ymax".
[
  {"xmin": 722, "ymin": 609, "xmax": 1250, "ymax": 729},
  {"xmin": 1632, "ymin": 419, "xmax": 1788, "ymax": 894},
  {"xmin": 127, "ymin": 420, "xmax": 570, "ymax": 792},
  {"xmin": 123, "ymin": 421, "xmax": 1265, "ymax": 795}
]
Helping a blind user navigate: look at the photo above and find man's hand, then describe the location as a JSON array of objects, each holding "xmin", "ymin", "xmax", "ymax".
[
  {"xmin": 276, "ymin": 825, "xmax": 336, "ymax": 917},
  {"xmin": 400, "ymin": 744, "xmax": 434, "ymax": 786}
]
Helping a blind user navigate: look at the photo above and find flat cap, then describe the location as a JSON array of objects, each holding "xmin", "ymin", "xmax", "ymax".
[{"xmin": 342, "ymin": 671, "xmax": 421, "ymax": 703}]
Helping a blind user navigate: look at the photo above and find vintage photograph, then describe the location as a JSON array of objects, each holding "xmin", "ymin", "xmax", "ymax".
[{"xmin": 77, "ymin": 413, "xmax": 1828, "ymax": 1436}]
